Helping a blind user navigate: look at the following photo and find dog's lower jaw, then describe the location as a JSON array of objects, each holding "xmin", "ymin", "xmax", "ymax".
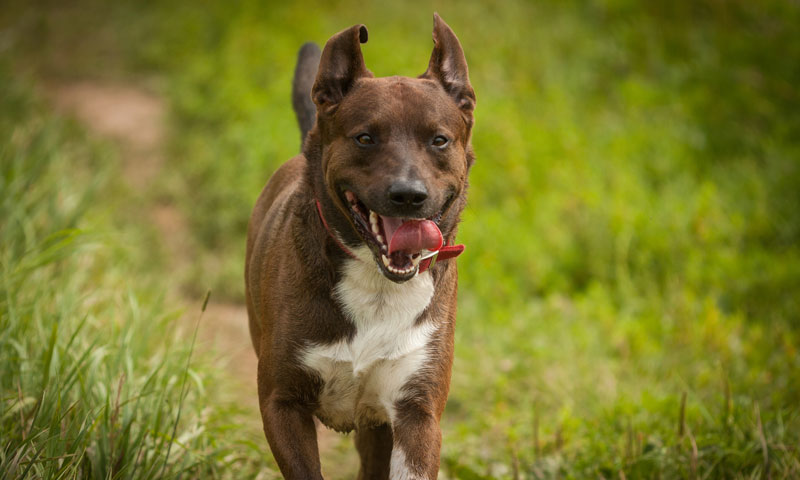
[{"xmin": 357, "ymin": 242, "xmax": 422, "ymax": 284}]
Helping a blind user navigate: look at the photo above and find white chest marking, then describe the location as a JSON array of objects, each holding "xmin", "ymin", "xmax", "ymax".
[{"xmin": 301, "ymin": 246, "xmax": 436, "ymax": 430}]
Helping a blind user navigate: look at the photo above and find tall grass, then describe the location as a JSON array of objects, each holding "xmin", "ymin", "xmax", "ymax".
[{"xmin": 0, "ymin": 69, "xmax": 268, "ymax": 479}]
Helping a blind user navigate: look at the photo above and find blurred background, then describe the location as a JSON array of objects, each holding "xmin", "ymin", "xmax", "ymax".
[{"xmin": 1, "ymin": 0, "xmax": 798, "ymax": 478}]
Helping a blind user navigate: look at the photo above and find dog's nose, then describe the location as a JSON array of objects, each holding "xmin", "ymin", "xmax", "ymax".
[{"xmin": 388, "ymin": 180, "xmax": 428, "ymax": 208}]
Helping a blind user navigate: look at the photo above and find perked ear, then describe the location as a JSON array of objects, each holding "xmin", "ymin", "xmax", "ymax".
[
  {"xmin": 421, "ymin": 13, "xmax": 476, "ymax": 116},
  {"xmin": 312, "ymin": 24, "xmax": 373, "ymax": 115}
]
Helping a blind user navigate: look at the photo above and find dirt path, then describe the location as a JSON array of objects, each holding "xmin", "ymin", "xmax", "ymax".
[
  {"xmin": 49, "ymin": 79, "xmax": 259, "ymax": 403},
  {"xmin": 48, "ymin": 80, "xmax": 355, "ymax": 476}
]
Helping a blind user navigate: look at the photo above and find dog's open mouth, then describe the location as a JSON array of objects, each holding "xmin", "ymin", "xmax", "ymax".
[{"xmin": 344, "ymin": 191, "xmax": 443, "ymax": 280}]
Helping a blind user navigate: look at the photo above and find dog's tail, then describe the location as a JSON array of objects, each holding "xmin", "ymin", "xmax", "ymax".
[{"xmin": 292, "ymin": 42, "xmax": 321, "ymax": 146}]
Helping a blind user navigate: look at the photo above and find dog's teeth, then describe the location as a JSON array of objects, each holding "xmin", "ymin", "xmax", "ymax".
[
  {"xmin": 382, "ymin": 252, "xmax": 418, "ymax": 276},
  {"xmin": 411, "ymin": 255, "xmax": 422, "ymax": 267},
  {"xmin": 370, "ymin": 211, "xmax": 381, "ymax": 236},
  {"xmin": 376, "ymin": 234, "xmax": 384, "ymax": 244}
]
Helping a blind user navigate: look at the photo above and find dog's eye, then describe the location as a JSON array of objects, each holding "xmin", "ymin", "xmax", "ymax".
[
  {"xmin": 432, "ymin": 135, "xmax": 449, "ymax": 148},
  {"xmin": 355, "ymin": 134, "xmax": 375, "ymax": 146}
]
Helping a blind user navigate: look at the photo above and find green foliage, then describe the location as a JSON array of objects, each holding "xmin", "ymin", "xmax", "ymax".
[
  {"xmin": 2, "ymin": 0, "xmax": 800, "ymax": 478},
  {"xmin": 0, "ymin": 69, "xmax": 268, "ymax": 479}
]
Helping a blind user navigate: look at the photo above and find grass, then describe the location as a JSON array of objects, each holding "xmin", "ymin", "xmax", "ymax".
[
  {"xmin": 0, "ymin": 68, "xmax": 271, "ymax": 478},
  {"xmin": 2, "ymin": 0, "xmax": 800, "ymax": 478}
]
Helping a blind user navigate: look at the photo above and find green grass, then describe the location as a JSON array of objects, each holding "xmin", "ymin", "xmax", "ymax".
[
  {"xmin": 0, "ymin": 68, "xmax": 271, "ymax": 479},
  {"xmin": 3, "ymin": 0, "xmax": 800, "ymax": 478}
]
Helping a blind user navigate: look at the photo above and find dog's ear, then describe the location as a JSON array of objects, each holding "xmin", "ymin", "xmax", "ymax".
[
  {"xmin": 421, "ymin": 13, "xmax": 476, "ymax": 118},
  {"xmin": 312, "ymin": 24, "xmax": 372, "ymax": 115}
]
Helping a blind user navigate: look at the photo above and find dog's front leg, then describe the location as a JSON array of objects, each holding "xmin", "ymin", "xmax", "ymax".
[
  {"xmin": 261, "ymin": 394, "xmax": 322, "ymax": 479},
  {"xmin": 389, "ymin": 402, "xmax": 443, "ymax": 480},
  {"xmin": 355, "ymin": 423, "xmax": 393, "ymax": 480},
  {"xmin": 258, "ymin": 364, "xmax": 322, "ymax": 479}
]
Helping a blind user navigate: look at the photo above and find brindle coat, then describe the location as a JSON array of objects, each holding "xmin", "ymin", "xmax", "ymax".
[{"xmin": 245, "ymin": 14, "xmax": 476, "ymax": 479}]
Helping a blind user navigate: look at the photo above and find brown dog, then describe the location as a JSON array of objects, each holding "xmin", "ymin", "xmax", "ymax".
[{"xmin": 245, "ymin": 14, "xmax": 475, "ymax": 479}]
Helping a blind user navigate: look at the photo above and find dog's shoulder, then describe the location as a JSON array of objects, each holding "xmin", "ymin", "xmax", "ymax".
[
  {"xmin": 247, "ymin": 154, "xmax": 308, "ymax": 249},
  {"xmin": 252, "ymin": 154, "xmax": 307, "ymax": 221}
]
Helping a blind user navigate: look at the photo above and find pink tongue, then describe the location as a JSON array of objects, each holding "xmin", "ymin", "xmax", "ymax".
[{"xmin": 387, "ymin": 219, "xmax": 443, "ymax": 254}]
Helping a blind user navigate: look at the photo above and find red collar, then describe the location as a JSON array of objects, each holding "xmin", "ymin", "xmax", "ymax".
[{"xmin": 315, "ymin": 199, "xmax": 464, "ymax": 274}]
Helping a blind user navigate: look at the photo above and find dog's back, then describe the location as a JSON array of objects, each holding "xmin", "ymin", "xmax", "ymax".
[{"xmin": 245, "ymin": 43, "xmax": 322, "ymax": 354}]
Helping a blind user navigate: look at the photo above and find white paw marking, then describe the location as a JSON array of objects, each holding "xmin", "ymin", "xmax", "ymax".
[{"xmin": 390, "ymin": 446, "xmax": 425, "ymax": 480}]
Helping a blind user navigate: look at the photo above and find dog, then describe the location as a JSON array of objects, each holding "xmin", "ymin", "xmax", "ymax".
[{"xmin": 245, "ymin": 13, "xmax": 475, "ymax": 479}]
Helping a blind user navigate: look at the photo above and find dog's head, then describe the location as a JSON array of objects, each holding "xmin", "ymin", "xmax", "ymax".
[{"xmin": 312, "ymin": 14, "xmax": 475, "ymax": 283}]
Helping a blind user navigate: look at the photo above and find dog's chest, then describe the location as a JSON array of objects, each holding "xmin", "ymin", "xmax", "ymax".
[{"xmin": 301, "ymin": 248, "xmax": 436, "ymax": 431}]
